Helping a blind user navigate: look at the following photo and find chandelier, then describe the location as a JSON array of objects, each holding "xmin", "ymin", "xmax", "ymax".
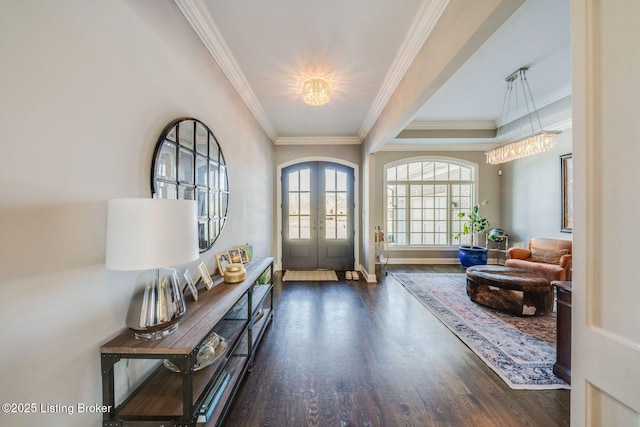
[
  {"xmin": 485, "ymin": 67, "xmax": 561, "ymax": 165},
  {"xmin": 302, "ymin": 77, "xmax": 331, "ymax": 106}
]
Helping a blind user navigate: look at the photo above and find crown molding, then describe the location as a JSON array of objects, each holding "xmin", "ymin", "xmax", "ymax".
[
  {"xmin": 276, "ymin": 136, "xmax": 361, "ymax": 146},
  {"xmin": 536, "ymin": 83, "xmax": 572, "ymax": 112},
  {"xmin": 356, "ymin": 0, "xmax": 450, "ymax": 141},
  {"xmin": 549, "ymin": 118, "xmax": 573, "ymax": 131},
  {"xmin": 381, "ymin": 142, "xmax": 496, "ymax": 152},
  {"xmin": 496, "ymin": 84, "xmax": 572, "ymax": 127},
  {"xmin": 405, "ymin": 120, "xmax": 496, "ymax": 130},
  {"xmin": 275, "ymin": 136, "xmax": 361, "ymax": 146},
  {"xmin": 174, "ymin": 0, "xmax": 278, "ymax": 142}
]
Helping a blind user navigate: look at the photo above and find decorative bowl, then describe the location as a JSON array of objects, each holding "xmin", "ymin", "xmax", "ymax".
[{"xmin": 163, "ymin": 332, "xmax": 227, "ymax": 373}]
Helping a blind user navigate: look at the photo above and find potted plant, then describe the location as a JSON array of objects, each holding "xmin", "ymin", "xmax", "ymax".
[{"xmin": 454, "ymin": 199, "xmax": 490, "ymax": 268}]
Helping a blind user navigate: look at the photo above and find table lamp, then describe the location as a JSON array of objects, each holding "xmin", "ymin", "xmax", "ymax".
[{"xmin": 105, "ymin": 198, "xmax": 199, "ymax": 339}]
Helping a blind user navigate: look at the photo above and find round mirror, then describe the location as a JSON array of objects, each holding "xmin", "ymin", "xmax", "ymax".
[{"xmin": 151, "ymin": 118, "xmax": 229, "ymax": 252}]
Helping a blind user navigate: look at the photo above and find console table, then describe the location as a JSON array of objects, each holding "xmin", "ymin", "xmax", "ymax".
[
  {"xmin": 551, "ymin": 280, "xmax": 572, "ymax": 384},
  {"xmin": 100, "ymin": 257, "xmax": 274, "ymax": 427}
]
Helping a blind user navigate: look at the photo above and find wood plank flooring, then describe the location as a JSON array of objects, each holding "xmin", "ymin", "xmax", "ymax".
[{"xmin": 224, "ymin": 265, "xmax": 570, "ymax": 426}]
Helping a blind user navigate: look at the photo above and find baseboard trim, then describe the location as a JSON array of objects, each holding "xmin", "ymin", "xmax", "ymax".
[
  {"xmin": 386, "ymin": 257, "xmax": 499, "ymax": 265},
  {"xmin": 387, "ymin": 257, "xmax": 459, "ymax": 265},
  {"xmin": 358, "ymin": 264, "xmax": 377, "ymax": 283}
]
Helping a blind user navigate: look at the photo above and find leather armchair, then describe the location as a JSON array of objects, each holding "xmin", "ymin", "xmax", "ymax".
[{"xmin": 505, "ymin": 238, "xmax": 572, "ymax": 281}]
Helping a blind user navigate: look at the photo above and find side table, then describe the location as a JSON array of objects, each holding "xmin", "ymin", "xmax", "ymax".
[{"xmin": 551, "ymin": 280, "xmax": 572, "ymax": 384}]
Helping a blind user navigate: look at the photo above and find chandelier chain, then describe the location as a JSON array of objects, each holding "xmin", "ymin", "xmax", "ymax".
[
  {"xmin": 485, "ymin": 67, "xmax": 561, "ymax": 165},
  {"xmin": 521, "ymin": 70, "xmax": 544, "ymax": 133}
]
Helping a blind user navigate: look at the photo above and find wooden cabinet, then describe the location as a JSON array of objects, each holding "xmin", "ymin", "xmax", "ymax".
[
  {"xmin": 551, "ymin": 280, "xmax": 571, "ymax": 384},
  {"xmin": 100, "ymin": 257, "xmax": 274, "ymax": 427}
]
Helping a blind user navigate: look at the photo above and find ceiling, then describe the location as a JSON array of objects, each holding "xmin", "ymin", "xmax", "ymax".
[{"xmin": 176, "ymin": 0, "xmax": 571, "ymax": 150}]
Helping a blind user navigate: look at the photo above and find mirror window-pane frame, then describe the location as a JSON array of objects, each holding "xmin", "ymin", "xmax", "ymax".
[{"xmin": 152, "ymin": 117, "xmax": 229, "ymax": 252}]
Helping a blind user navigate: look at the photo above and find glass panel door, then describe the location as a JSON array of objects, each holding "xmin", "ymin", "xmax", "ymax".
[{"xmin": 282, "ymin": 162, "xmax": 354, "ymax": 270}]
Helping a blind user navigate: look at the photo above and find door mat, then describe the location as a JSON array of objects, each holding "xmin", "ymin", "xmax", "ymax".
[
  {"xmin": 282, "ymin": 270, "xmax": 338, "ymax": 282},
  {"xmin": 391, "ymin": 272, "xmax": 569, "ymax": 390}
]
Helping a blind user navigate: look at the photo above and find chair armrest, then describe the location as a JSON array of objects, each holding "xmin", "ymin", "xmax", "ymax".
[
  {"xmin": 508, "ymin": 248, "xmax": 531, "ymax": 260},
  {"xmin": 559, "ymin": 254, "xmax": 572, "ymax": 268}
]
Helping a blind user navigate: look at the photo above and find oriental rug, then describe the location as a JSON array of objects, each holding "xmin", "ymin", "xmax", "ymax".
[{"xmin": 392, "ymin": 272, "xmax": 570, "ymax": 390}]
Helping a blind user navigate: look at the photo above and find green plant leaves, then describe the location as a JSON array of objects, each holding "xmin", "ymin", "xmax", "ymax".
[{"xmin": 454, "ymin": 200, "xmax": 490, "ymax": 247}]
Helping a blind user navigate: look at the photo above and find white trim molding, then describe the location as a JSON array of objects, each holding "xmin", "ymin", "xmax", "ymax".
[
  {"xmin": 495, "ymin": 85, "xmax": 572, "ymax": 127},
  {"xmin": 358, "ymin": 263, "xmax": 378, "ymax": 283},
  {"xmin": 275, "ymin": 136, "xmax": 361, "ymax": 146},
  {"xmin": 174, "ymin": 0, "xmax": 279, "ymax": 142},
  {"xmin": 386, "ymin": 258, "xmax": 460, "ymax": 265},
  {"xmin": 357, "ymin": 0, "xmax": 450, "ymax": 141},
  {"xmin": 381, "ymin": 142, "xmax": 498, "ymax": 151},
  {"xmin": 405, "ymin": 120, "xmax": 496, "ymax": 130}
]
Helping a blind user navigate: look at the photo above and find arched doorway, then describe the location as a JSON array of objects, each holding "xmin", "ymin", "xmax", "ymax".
[{"xmin": 281, "ymin": 161, "xmax": 355, "ymax": 270}]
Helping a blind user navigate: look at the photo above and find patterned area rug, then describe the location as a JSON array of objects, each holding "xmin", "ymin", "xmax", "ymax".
[
  {"xmin": 392, "ymin": 272, "xmax": 570, "ymax": 390},
  {"xmin": 282, "ymin": 270, "xmax": 338, "ymax": 282}
]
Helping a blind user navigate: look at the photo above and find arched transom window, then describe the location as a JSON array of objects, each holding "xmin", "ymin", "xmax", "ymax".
[{"xmin": 385, "ymin": 158, "xmax": 477, "ymax": 246}]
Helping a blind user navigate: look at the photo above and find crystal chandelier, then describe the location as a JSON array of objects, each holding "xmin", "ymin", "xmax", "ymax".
[
  {"xmin": 302, "ymin": 77, "xmax": 331, "ymax": 106},
  {"xmin": 485, "ymin": 68, "xmax": 561, "ymax": 165}
]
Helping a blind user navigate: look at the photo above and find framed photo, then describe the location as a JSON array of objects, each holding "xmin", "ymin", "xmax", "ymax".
[
  {"xmin": 234, "ymin": 245, "xmax": 250, "ymax": 263},
  {"xmin": 560, "ymin": 153, "xmax": 573, "ymax": 233},
  {"xmin": 184, "ymin": 270, "xmax": 198, "ymax": 301},
  {"xmin": 215, "ymin": 252, "xmax": 231, "ymax": 276},
  {"xmin": 197, "ymin": 262, "xmax": 214, "ymax": 290},
  {"xmin": 228, "ymin": 248, "xmax": 243, "ymax": 265}
]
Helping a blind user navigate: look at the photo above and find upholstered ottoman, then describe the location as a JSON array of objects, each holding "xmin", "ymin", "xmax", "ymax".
[{"xmin": 466, "ymin": 265, "xmax": 553, "ymax": 316}]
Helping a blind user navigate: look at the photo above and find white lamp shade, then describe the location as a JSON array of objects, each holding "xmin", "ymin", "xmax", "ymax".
[{"xmin": 105, "ymin": 198, "xmax": 199, "ymax": 271}]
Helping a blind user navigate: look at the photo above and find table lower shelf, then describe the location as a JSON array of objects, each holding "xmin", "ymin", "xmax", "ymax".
[{"xmin": 117, "ymin": 318, "xmax": 247, "ymax": 419}]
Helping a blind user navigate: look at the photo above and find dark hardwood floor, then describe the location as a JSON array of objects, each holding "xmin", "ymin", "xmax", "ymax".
[{"xmin": 224, "ymin": 265, "xmax": 570, "ymax": 426}]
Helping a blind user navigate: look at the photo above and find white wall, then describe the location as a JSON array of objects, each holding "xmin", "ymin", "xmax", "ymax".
[
  {"xmin": 500, "ymin": 129, "xmax": 573, "ymax": 248},
  {"xmin": 0, "ymin": 1, "xmax": 274, "ymax": 426}
]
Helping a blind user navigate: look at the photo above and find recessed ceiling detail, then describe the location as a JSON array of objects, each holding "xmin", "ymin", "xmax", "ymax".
[{"xmin": 175, "ymin": 0, "xmax": 570, "ymax": 149}]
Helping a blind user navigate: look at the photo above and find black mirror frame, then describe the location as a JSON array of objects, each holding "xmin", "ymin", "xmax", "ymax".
[{"xmin": 151, "ymin": 117, "xmax": 229, "ymax": 252}]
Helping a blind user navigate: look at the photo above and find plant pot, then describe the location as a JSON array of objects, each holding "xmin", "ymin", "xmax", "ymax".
[{"xmin": 458, "ymin": 246, "xmax": 488, "ymax": 269}]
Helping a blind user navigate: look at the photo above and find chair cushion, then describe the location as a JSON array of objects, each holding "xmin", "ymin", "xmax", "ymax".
[
  {"xmin": 529, "ymin": 238, "xmax": 572, "ymax": 254},
  {"xmin": 530, "ymin": 247, "xmax": 569, "ymax": 264},
  {"xmin": 504, "ymin": 259, "xmax": 566, "ymax": 281}
]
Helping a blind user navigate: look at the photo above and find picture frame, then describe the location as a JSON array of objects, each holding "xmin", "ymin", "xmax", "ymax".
[
  {"xmin": 197, "ymin": 262, "xmax": 214, "ymax": 290},
  {"xmin": 560, "ymin": 153, "xmax": 573, "ymax": 233},
  {"xmin": 184, "ymin": 270, "xmax": 198, "ymax": 301},
  {"xmin": 234, "ymin": 245, "xmax": 250, "ymax": 263},
  {"xmin": 228, "ymin": 247, "xmax": 243, "ymax": 265},
  {"xmin": 215, "ymin": 252, "xmax": 231, "ymax": 276}
]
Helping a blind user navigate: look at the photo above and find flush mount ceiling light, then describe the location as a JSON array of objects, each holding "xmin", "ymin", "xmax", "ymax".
[
  {"xmin": 485, "ymin": 67, "xmax": 561, "ymax": 165},
  {"xmin": 302, "ymin": 77, "xmax": 331, "ymax": 106}
]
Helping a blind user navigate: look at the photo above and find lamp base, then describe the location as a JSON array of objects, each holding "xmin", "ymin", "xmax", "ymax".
[{"xmin": 126, "ymin": 268, "xmax": 186, "ymax": 340}]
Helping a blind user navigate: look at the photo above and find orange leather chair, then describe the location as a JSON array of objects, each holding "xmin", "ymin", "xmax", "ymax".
[{"xmin": 505, "ymin": 238, "xmax": 572, "ymax": 281}]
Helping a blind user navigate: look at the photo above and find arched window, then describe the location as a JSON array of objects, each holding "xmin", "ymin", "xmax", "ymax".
[{"xmin": 385, "ymin": 157, "xmax": 477, "ymax": 246}]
